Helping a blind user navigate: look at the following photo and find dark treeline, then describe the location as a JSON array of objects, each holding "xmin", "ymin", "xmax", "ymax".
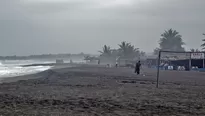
[{"xmin": 0, "ymin": 53, "xmax": 89, "ymax": 60}]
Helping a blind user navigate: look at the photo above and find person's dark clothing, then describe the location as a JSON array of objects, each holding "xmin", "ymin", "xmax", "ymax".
[{"xmin": 135, "ymin": 62, "xmax": 141, "ymax": 75}]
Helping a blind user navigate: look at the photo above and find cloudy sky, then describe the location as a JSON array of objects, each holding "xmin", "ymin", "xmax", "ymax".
[{"xmin": 0, "ymin": 0, "xmax": 205, "ymax": 56}]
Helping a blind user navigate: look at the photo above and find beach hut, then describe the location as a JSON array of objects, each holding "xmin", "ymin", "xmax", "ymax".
[{"xmin": 56, "ymin": 59, "xmax": 64, "ymax": 64}]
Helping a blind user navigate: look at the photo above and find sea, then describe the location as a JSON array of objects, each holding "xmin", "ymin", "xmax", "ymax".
[{"xmin": 0, "ymin": 59, "xmax": 85, "ymax": 79}]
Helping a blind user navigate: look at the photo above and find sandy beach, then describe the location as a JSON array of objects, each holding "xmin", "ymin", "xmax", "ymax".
[{"xmin": 0, "ymin": 66, "xmax": 205, "ymax": 116}]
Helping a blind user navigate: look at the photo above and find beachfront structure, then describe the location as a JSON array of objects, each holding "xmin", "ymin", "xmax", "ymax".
[
  {"xmin": 56, "ymin": 59, "xmax": 64, "ymax": 64},
  {"xmin": 146, "ymin": 53, "xmax": 205, "ymax": 71},
  {"xmin": 84, "ymin": 56, "xmax": 99, "ymax": 64},
  {"xmin": 98, "ymin": 55, "xmax": 147, "ymax": 67},
  {"xmin": 98, "ymin": 56, "xmax": 116, "ymax": 66}
]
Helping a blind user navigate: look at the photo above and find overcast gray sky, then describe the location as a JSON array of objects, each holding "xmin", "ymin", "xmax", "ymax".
[{"xmin": 0, "ymin": 0, "xmax": 205, "ymax": 56}]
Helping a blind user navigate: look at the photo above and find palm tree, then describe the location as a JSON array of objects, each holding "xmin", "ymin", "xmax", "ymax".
[
  {"xmin": 190, "ymin": 48, "xmax": 200, "ymax": 52},
  {"xmin": 99, "ymin": 45, "xmax": 112, "ymax": 56},
  {"xmin": 159, "ymin": 29, "xmax": 185, "ymax": 51},
  {"xmin": 190, "ymin": 48, "xmax": 194, "ymax": 52},
  {"xmin": 140, "ymin": 51, "xmax": 146, "ymax": 56},
  {"xmin": 118, "ymin": 41, "xmax": 139, "ymax": 57},
  {"xmin": 110, "ymin": 49, "xmax": 119, "ymax": 57},
  {"xmin": 201, "ymin": 33, "xmax": 205, "ymax": 50},
  {"xmin": 84, "ymin": 55, "xmax": 98, "ymax": 61},
  {"xmin": 84, "ymin": 55, "xmax": 90, "ymax": 60},
  {"xmin": 153, "ymin": 48, "xmax": 160, "ymax": 55},
  {"xmin": 118, "ymin": 41, "xmax": 130, "ymax": 56}
]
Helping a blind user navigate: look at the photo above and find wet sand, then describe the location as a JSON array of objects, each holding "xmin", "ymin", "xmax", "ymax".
[{"xmin": 0, "ymin": 66, "xmax": 205, "ymax": 116}]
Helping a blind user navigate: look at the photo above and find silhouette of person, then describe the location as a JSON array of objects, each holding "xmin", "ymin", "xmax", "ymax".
[{"xmin": 135, "ymin": 61, "xmax": 141, "ymax": 75}]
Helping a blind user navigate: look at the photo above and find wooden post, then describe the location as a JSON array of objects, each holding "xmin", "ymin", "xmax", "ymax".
[
  {"xmin": 189, "ymin": 53, "xmax": 192, "ymax": 71},
  {"xmin": 156, "ymin": 51, "xmax": 161, "ymax": 88}
]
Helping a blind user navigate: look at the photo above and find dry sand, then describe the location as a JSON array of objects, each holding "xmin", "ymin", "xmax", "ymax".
[{"xmin": 0, "ymin": 66, "xmax": 205, "ymax": 116}]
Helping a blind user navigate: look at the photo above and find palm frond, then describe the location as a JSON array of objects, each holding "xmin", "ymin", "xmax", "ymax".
[
  {"xmin": 159, "ymin": 28, "xmax": 184, "ymax": 51},
  {"xmin": 98, "ymin": 51, "xmax": 103, "ymax": 54},
  {"xmin": 201, "ymin": 43, "xmax": 205, "ymax": 47}
]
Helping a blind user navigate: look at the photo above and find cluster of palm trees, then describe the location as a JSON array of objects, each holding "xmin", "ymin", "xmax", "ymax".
[
  {"xmin": 153, "ymin": 29, "xmax": 205, "ymax": 54},
  {"xmin": 98, "ymin": 29, "xmax": 205, "ymax": 58},
  {"xmin": 190, "ymin": 48, "xmax": 200, "ymax": 52},
  {"xmin": 99, "ymin": 41, "xmax": 145, "ymax": 58}
]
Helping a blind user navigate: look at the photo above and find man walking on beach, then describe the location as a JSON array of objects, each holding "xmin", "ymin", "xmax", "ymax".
[{"xmin": 135, "ymin": 61, "xmax": 141, "ymax": 75}]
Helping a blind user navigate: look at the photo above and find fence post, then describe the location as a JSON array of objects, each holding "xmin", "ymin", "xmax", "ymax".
[
  {"xmin": 156, "ymin": 51, "xmax": 161, "ymax": 88},
  {"xmin": 189, "ymin": 53, "xmax": 192, "ymax": 71}
]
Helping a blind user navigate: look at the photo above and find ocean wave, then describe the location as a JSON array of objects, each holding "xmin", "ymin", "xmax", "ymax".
[
  {"xmin": 0, "ymin": 59, "xmax": 84, "ymax": 78},
  {"xmin": 0, "ymin": 66, "xmax": 51, "ymax": 78},
  {"xmin": 0, "ymin": 60, "xmax": 52, "ymax": 78}
]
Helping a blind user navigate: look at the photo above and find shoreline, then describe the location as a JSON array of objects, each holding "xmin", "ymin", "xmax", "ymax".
[
  {"xmin": 21, "ymin": 62, "xmax": 80, "ymax": 67},
  {"xmin": 0, "ymin": 64, "xmax": 71, "ymax": 83},
  {"xmin": 0, "ymin": 64, "xmax": 106, "ymax": 83}
]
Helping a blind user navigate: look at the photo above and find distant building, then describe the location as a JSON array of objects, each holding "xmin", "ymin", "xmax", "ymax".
[
  {"xmin": 56, "ymin": 59, "xmax": 64, "ymax": 64},
  {"xmin": 84, "ymin": 56, "xmax": 99, "ymax": 64},
  {"xmin": 98, "ymin": 55, "xmax": 116, "ymax": 66}
]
